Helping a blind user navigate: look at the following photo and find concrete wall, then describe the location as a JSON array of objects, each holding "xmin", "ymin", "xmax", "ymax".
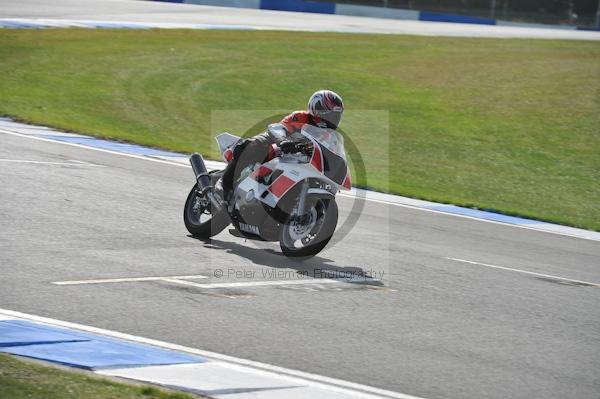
[
  {"xmin": 335, "ymin": 4, "xmax": 419, "ymax": 20},
  {"xmin": 149, "ymin": 0, "xmax": 590, "ymax": 30}
]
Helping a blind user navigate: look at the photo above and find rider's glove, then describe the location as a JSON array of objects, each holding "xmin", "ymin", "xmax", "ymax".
[{"xmin": 279, "ymin": 140, "xmax": 297, "ymax": 154}]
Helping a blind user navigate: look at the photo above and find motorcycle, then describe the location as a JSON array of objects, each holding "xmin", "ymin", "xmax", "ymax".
[{"xmin": 183, "ymin": 123, "xmax": 351, "ymax": 259}]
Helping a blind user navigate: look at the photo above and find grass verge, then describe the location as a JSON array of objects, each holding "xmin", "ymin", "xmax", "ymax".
[
  {"xmin": 0, "ymin": 29, "xmax": 598, "ymax": 230},
  {"xmin": 0, "ymin": 353, "xmax": 198, "ymax": 399}
]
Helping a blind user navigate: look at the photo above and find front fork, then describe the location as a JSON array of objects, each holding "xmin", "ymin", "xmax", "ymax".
[
  {"xmin": 296, "ymin": 180, "xmax": 309, "ymax": 217},
  {"xmin": 289, "ymin": 180, "xmax": 312, "ymax": 225}
]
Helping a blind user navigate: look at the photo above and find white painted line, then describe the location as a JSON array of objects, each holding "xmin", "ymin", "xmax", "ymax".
[
  {"xmin": 0, "ymin": 158, "xmax": 103, "ymax": 167},
  {"xmin": 340, "ymin": 192, "xmax": 567, "ymax": 233},
  {"xmin": 162, "ymin": 278, "xmax": 343, "ymax": 289},
  {"xmin": 0, "ymin": 308, "xmax": 425, "ymax": 399},
  {"xmin": 51, "ymin": 275, "xmax": 208, "ymax": 285},
  {"xmin": 1, "ymin": 123, "xmax": 598, "ymax": 242},
  {"xmin": 0, "ymin": 128, "xmax": 189, "ymax": 169},
  {"xmin": 445, "ymin": 257, "xmax": 600, "ymax": 287},
  {"xmin": 336, "ymin": 191, "xmax": 600, "ymax": 242}
]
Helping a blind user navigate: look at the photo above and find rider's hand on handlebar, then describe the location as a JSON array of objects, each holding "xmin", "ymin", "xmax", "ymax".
[
  {"xmin": 279, "ymin": 140, "xmax": 313, "ymax": 154},
  {"xmin": 279, "ymin": 140, "xmax": 297, "ymax": 154},
  {"xmin": 296, "ymin": 142, "xmax": 313, "ymax": 154}
]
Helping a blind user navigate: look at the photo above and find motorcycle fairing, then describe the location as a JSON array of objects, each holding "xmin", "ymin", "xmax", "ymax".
[
  {"xmin": 231, "ymin": 161, "xmax": 336, "ymax": 241},
  {"xmin": 214, "ymin": 126, "xmax": 348, "ymax": 237},
  {"xmin": 215, "ymin": 127, "xmax": 351, "ymax": 191},
  {"xmin": 299, "ymin": 126, "xmax": 351, "ymax": 190},
  {"xmin": 215, "ymin": 132, "xmax": 279, "ymax": 164},
  {"xmin": 215, "ymin": 132, "xmax": 241, "ymax": 163},
  {"xmin": 236, "ymin": 160, "xmax": 337, "ymax": 209}
]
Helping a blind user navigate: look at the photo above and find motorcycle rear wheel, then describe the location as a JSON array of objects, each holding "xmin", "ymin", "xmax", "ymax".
[
  {"xmin": 183, "ymin": 185, "xmax": 229, "ymax": 238},
  {"xmin": 280, "ymin": 197, "xmax": 338, "ymax": 259}
]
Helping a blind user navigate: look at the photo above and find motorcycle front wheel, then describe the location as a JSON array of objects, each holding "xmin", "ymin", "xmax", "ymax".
[
  {"xmin": 183, "ymin": 185, "xmax": 229, "ymax": 238},
  {"xmin": 280, "ymin": 197, "xmax": 338, "ymax": 259}
]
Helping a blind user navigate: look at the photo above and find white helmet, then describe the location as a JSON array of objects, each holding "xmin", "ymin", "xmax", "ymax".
[{"xmin": 308, "ymin": 90, "xmax": 344, "ymax": 129}]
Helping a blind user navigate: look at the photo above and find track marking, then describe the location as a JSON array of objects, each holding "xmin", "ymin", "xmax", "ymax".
[
  {"xmin": 0, "ymin": 128, "xmax": 188, "ymax": 168},
  {"xmin": 0, "ymin": 158, "xmax": 103, "ymax": 166},
  {"xmin": 52, "ymin": 275, "xmax": 208, "ymax": 285},
  {"xmin": 162, "ymin": 278, "xmax": 343, "ymax": 289},
  {"xmin": 445, "ymin": 257, "xmax": 600, "ymax": 287},
  {"xmin": 1, "ymin": 126, "xmax": 598, "ymax": 242},
  {"xmin": 336, "ymin": 192, "xmax": 600, "ymax": 242},
  {"xmin": 0, "ymin": 308, "xmax": 425, "ymax": 399}
]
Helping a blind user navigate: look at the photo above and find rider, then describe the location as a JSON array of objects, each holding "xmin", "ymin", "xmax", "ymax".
[{"xmin": 217, "ymin": 90, "xmax": 344, "ymax": 202}]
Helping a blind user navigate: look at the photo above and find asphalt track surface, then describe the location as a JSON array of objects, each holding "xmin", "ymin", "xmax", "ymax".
[
  {"xmin": 2, "ymin": 0, "xmax": 600, "ymax": 40},
  {"xmin": 1, "ymin": 2, "xmax": 600, "ymax": 398},
  {"xmin": 1, "ymin": 125, "xmax": 600, "ymax": 399}
]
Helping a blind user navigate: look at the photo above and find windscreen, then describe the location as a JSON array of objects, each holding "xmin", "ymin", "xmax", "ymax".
[
  {"xmin": 301, "ymin": 124, "xmax": 348, "ymax": 184},
  {"xmin": 300, "ymin": 124, "xmax": 347, "ymax": 161}
]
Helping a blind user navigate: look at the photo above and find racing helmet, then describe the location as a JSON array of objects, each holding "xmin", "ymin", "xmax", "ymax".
[{"xmin": 307, "ymin": 90, "xmax": 344, "ymax": 129}]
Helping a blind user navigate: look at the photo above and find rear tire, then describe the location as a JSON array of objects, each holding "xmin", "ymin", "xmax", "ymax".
[
  {"xmin": 279, "ymin": 197, "xmax": 338, "ymax": 260},
  {"xmin": 183, "ymin": 185, "xmax": 229, "ymax": 238}
]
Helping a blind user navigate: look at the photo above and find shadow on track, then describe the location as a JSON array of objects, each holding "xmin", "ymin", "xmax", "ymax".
[{"xmin": 188, "ymin": 235, "xmax": 382, "ymax": 286}]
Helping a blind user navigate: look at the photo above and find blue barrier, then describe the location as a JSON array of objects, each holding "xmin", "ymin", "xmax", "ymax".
[
  {"xmin": 260, "ymin": 0, "xmax": 335, "ymax": 14},
  {"xmin": 419, "ymin": 11, "xmax": 496, "ymax": 25}
]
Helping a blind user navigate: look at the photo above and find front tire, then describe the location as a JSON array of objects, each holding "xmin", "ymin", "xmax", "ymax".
[
  {"xmin": 183, "ymin": 185, "xmax": 229, "ymax": 238},
  {"xmin": 279, "ymin": 197, "xmax": 338, "ymax": 259}
]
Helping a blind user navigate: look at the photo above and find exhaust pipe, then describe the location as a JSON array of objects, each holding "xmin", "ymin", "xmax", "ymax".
[
  {"xmin": 190, "ymin": 153, "xmax": 211, "ymax": 190},
  {"xmin": 190, "ymin": 153, "xmax": 222, "ymax": 211}
]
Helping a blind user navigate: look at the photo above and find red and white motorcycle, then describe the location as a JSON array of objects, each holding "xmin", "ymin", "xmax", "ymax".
[{"xmin": 184, "ymin": 123, "xmax": 351, "ymax": 259}]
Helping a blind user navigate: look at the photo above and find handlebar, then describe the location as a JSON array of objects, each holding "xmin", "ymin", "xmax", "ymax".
[{"xmin": 279, "ymin": 141, "xmax": 314, "ymax": 155}]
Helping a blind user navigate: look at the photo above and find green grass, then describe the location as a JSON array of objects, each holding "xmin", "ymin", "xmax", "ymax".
[
  {"xmin": 0, "ymin": 29, "xmax": 598, "ymax": 230},
  {"xmin": 0, "ymin": 353, "xmax": 198, "ymax": 399}
]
